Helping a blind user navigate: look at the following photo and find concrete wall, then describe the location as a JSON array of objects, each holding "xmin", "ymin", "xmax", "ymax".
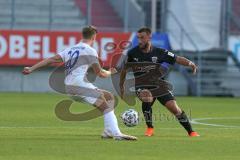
[
  {"xmin": 0, "ymin": 67, "xmax": 188, "ymax": 96},
  {"xmin": 0, "ymin": 67, "xmax": 53, "ymax": 92},
  {"xmin": 168, "ymin": 71, "xmax": 188, "ymax": 96}
]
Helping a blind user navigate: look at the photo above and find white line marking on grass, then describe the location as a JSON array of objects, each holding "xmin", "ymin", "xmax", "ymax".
[
  {"xmin": 0, "ymin": 117, "xmax": 240, "ymax": 129},
  {"xmin": 0, "ymin": 126, "xmax": 239, "ymax": 130},
  {"xmin": 0, "ymin": 126, "xmax": 171, "ymax": 129},
  {"xmin": 0, "ymin": 127, "xmax": 184, "ymax": 129},
  {"xmin": 191, "ymin": 117, "xmax": 240, "ymax": 128}
]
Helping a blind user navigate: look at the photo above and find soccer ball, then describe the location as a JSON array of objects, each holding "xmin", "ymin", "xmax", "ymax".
[{"xmin": 121, "ymin": 109, "xmax": 139, "ymax": 127}]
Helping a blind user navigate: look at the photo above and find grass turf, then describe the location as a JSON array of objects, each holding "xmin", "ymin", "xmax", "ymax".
[{"xmin": 0, "ymin": 92, "xmax": 240, "ymax": 160}]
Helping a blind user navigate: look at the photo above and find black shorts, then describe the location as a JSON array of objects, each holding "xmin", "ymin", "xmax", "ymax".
[
  {"xmin": 135, "ymin": 87, "xmax": 175, "ymax": 106},
  {"xmin": 155, "ymin": 92, "xmax": 175, "ymax": 105}
]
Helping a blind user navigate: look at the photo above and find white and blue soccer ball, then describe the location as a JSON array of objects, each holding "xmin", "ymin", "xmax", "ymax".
[{"xmin": 121, "ymin": 109, "xmax": 139, "ymax": 127}]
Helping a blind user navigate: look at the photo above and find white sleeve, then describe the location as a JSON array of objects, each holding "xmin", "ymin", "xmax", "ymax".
[
  {"xmin": 87, "ymin": 48, "xmax": 99, "ymax": 65},
  {"xmin": 91, "ymin": 49, "xmax": 98, "ymax": 58}
]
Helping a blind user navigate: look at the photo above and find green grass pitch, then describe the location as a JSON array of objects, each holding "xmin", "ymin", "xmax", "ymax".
[{"xmin": 0, "ymin": 92, "xmax": 240, "ymax": 160}]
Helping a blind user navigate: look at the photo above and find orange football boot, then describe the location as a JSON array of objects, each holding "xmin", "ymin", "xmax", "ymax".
[
  {"xmin": 189, "ymin": 131, "xmax": 200, "ymax": 137},
  {"xmin": 145, "ymin": 127, "xmax": 154, "ymax": 137}
]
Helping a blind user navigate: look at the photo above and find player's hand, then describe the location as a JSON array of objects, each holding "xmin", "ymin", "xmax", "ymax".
[
  {"xmin": 189, "ymin": 62, "xmax": 197, "ymax": 75},
  {"xmin": 109, "ymin": 68, "xmax": 117, "ymax": 74},
  {"xmin": 22, "ymin": 67, "xmax": 33, "ymax": 75}
]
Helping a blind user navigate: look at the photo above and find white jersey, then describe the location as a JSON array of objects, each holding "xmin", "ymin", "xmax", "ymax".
[{"xmin": 58, "ymin": 42, "xmax": 98, "ymax": 87}]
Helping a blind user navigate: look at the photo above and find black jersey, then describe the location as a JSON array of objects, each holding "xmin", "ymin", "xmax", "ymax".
[
  {"xmin": 124, "ymin": 46, "xmax": 176, "ymax": 79},
  {"xmin": 127, "ymin": 46, "xmax": 176, "ymax": 65}
]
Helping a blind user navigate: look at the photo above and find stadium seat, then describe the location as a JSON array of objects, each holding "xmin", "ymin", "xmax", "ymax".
[{"xmin": 0, "ymin": 0, "xmax": 86, "ymax": 31}]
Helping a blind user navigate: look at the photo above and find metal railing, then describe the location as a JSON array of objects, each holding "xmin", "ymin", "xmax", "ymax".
[
  {"xmin": 6, "ymin": 0, "xmax": 157, "ymax": 32},
  {"xmin": 165, "ymin": 10, "xmax": 201, "ymax": 96},
  {"xmin": 10, "ymin": 0, "xmax": 15, "ymax": 29},
  {"xmin": 48, "ymin": 0, "xmax": 53, "ymax": 30},
  {"xmin": 10, "ymin": 0, "xmax": 54, "ymax": 30},
  {"xmin": 227, "ymin": 0, "xmax": 240, "ymax": 71}
]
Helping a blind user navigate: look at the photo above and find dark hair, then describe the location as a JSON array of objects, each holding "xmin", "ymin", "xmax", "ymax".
[
  {"xmin": 137, "ymin": 27, "xmax": 152, "ymax": 35},
  {"xmin": 82, "ymin": 25, "xmax": 98, "ymax": 39}
]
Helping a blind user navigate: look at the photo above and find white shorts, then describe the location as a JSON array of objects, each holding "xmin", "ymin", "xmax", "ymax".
[{"xmin": 65, "ymin": 82, "xmax": 102, "ymax": 105}]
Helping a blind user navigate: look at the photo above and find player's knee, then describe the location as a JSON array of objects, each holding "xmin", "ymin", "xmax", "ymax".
[
  {"xmin": 138, "ymin": 89, "xmax": 153, "ymax": 103},
  {"xmin": 95, "ymin": 98, "xmax": 108, "ymax": 112},
  {"xmin": 103, "ymin": 91, "xmax": 114, "ymax": 102},
  {"xmin": 95, "ymin": 93, "xmax": 115, "ymax": 112},
  {"xmin": 103, "ymin": 91, "xmax": 115, "ymax": 108},
  {"xmin": 94, "ymin": 92, "xmax": 105, "ymax": 106}
]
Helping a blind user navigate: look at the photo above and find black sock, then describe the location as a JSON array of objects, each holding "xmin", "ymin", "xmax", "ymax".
[
  {"xmin": 142, "ymin": 102, "xmax": 153, "ymax": 128},
  {"xmin": 176, "ymin": 111, "xmax": 193, "ymax": 133}
]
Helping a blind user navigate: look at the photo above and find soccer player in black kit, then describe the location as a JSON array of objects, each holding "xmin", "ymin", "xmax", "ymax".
[{"xmin": 119, "ymin": 27, "xmax": 200, "ymax": 137}]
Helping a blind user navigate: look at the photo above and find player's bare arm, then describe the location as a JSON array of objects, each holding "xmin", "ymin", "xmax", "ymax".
[
  {"xmin": 91, "ymin": 63, "xmax": 117, "ymax": 78},
  {"xmin": 119, "ymin": 69, "xmax": 127, "ymax": 98},
  {"xmin": 176, "ymin": 56, "xmax": 197, "ymax": 74},
  {"xmin": 22, "ymin": 54, "xmax": 63, "ymax": 75}
]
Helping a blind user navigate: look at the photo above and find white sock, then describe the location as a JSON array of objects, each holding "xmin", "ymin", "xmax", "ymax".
[
  {"xmin": 103, "ymin": 111, "xmax": 121, "ymax": 136},
  {"xmin": 103, "ymin": 101, "xmax": 121, "ymax": 136}
]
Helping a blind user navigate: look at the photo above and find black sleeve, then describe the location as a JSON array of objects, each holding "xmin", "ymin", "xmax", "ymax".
[
  {"xmin": 127, "ymin": 52, "xmax": 133, "ymax": 62},
  {"xmin": 161, "ymin": 49, "xmax": 176, "ymax": 65}
]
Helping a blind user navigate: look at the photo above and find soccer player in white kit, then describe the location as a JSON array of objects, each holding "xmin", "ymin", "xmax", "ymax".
[{"xmin": 22, "ymin": 26, "xmax": 137, "ymax": 141}]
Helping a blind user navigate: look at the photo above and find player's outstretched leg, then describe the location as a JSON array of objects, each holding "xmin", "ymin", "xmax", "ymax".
[
  {"xmin": 164, "ymin": 100, "xmax": 200, "ymax": 137},
  {"xmin": 95, "ymin": 90, "xmax": 137, "ymax": 140}
]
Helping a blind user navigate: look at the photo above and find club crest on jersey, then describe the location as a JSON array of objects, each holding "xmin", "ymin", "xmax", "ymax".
[
  {"xmin": 151, "ymin": 57, "xmax": 158, "ymax": 63},
  {"xmin": 133, "ymin": 58, "xmax": 139, "ymax": 62}
]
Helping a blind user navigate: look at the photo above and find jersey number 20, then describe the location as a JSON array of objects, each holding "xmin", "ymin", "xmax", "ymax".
[{"xmin": 65, "ymin": 50, "xmax": 80, "ymax": 70}]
